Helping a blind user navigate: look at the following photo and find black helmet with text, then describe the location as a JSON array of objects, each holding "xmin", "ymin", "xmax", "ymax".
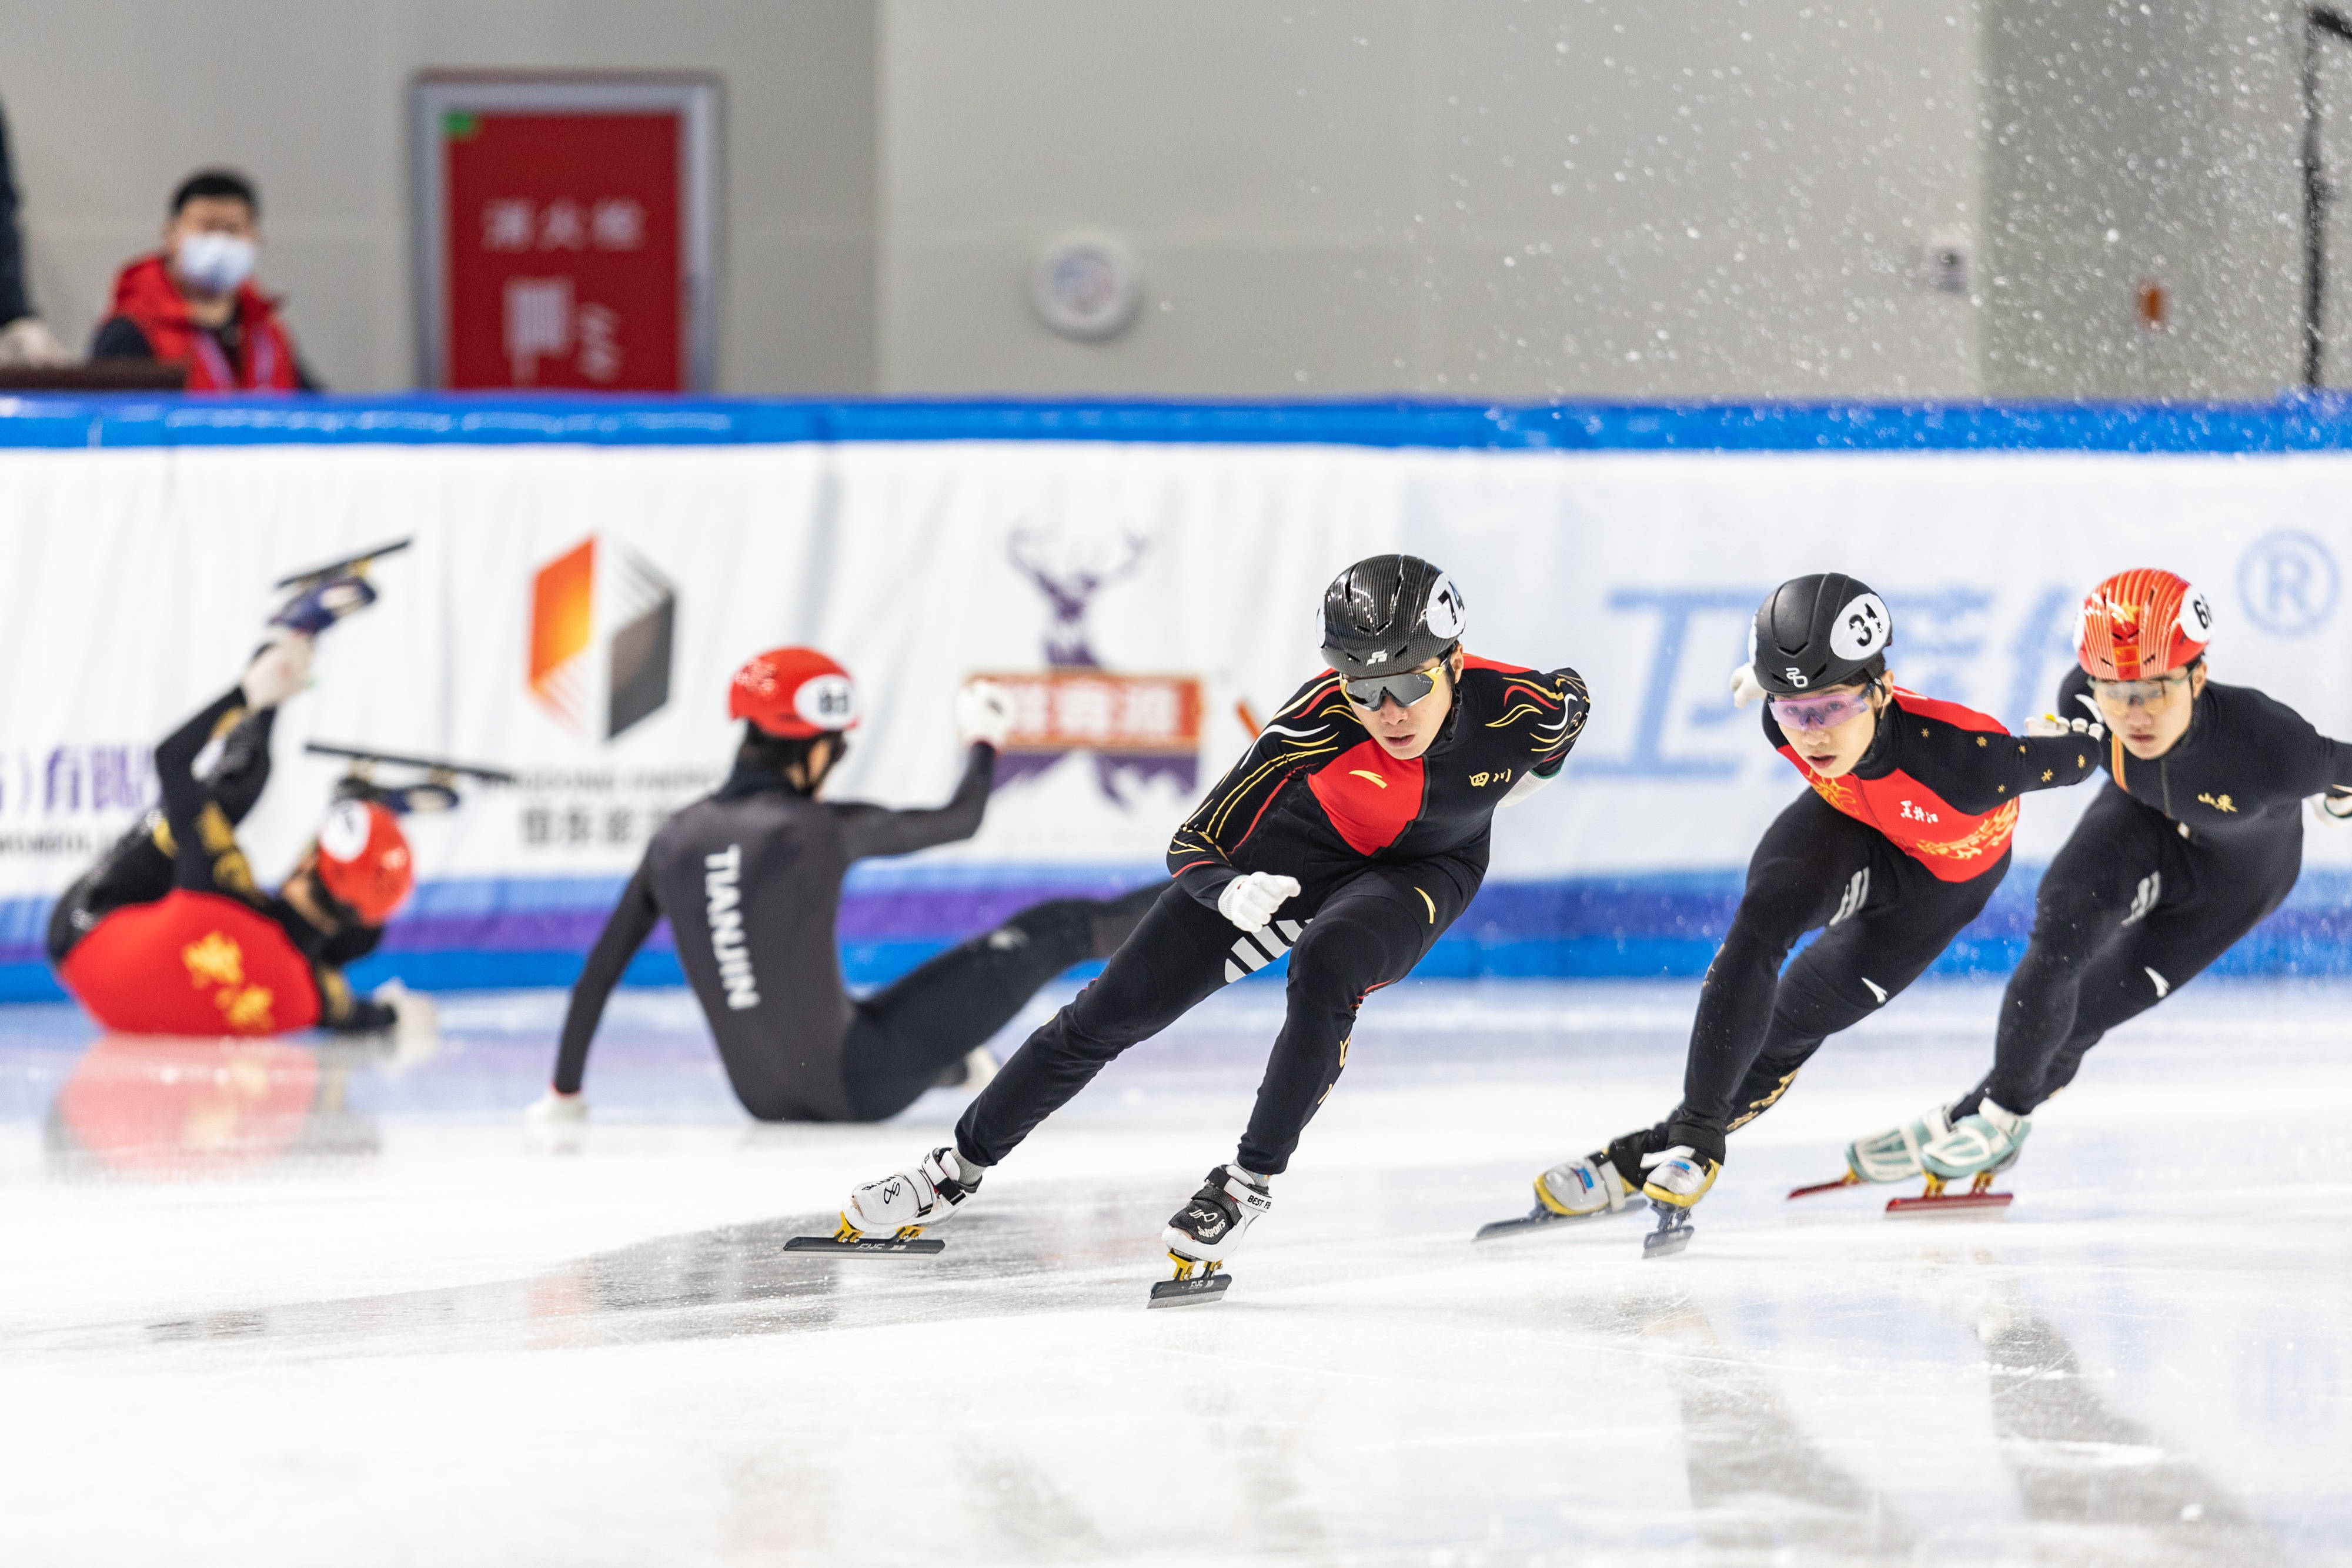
[{"xmin": 1751, "ymin": 573, "xmax": 1893, "ymax": 696}]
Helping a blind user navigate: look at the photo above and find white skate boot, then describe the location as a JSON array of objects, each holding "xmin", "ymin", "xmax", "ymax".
[
  {"xmin": 1149, "ymin": 1164, "xmax": 1271, "ymax": 1308},
  {"xmin": 1637, "ymin": 1146, "xmax": 1719, "ymax": 1259},
  {"xmin": 1921, "ymin": 1098, "xmax": 2030, "ymax": 1182},
  {"xmin": 1845, "ymin": 1104, "xmax": 1958, "ymax": 1183},
  {"xmin": 800, "ymin": 1146, "xmax": 985, "ymax": 1253},
  {"xmin": 1475, "ymin": 1152, "xmax": 1646, "ymax": 1241}
]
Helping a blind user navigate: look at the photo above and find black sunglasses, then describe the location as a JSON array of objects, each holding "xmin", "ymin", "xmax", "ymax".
[{"xmin": 1343, "ymin": 669, "xmax": 1441, "ymax": 710}]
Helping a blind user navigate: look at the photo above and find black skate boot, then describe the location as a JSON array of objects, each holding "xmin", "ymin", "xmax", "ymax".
[{"xmin": 1148, "ymin": 1164, "xmax": 1271, "ymax": 1309}]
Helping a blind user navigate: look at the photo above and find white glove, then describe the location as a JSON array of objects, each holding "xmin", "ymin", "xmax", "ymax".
[
  {"xmin": 2024, "ymin": 712, "xmax": 2105, "ymax": 741},
  {"xmin": 1217, "ymin": 871, "xmax": 1301, "ymax": 934},
  {"xmin": 954, "ymin": 679, "xmax": 1015, "ymax": 750},
  {"xmin": 240, "ymin": 628, "xmax": 315, "ymax": 710},
  {"xmin": 372, "ymin": 978, "xmax": 440, "ymax": 1071},
  {"xmin": 1729, "ymin": 663, "xmax": 1768, "ymax": 709},
  {"xmin": 0, "ymin": 316, "xmax": 72, "ymax": 367},
  {"xmin": 526, "ymin": 1088, "xmax": 589, "ymax": 1125}
]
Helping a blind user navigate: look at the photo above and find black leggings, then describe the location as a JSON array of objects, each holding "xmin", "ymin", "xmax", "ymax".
[
  {"xmin": 838, "ymin": 884, "xmax": 1164, "ymax": 1121},
  {"xmin": 1612, "ymin": 790, "xmax": 2005, "ymax": 1175},
  {"xmin": 956, "ymin": 859, "xmax": 1476, "ymax": 1176},
  {"xmin": 1969, "ymin": 784, "xmax": 2298, "ymax": 1114}
]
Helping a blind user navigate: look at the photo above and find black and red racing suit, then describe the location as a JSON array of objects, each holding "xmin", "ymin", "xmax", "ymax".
[{"xmin": 956, "ymin": 656, "xmax": 1591, "ymax": 1176}]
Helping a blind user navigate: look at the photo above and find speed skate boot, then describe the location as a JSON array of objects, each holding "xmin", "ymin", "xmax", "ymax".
[
  {"xmin": 1475, "ymin": 1152, "xmax": 1646, "ymax": 1241},
  {"xmin": 1149, "ymin": 1164, "xmax": 1270, "ymax": 1308},
  {"xmin": 1791, "ymin": 1104, "xmax": 1959, "ymax": 1199},
  {"xmin": 1898, "ymin": 1098, "xmax": 2029, "ymax": 1213},
  {"xmin": 1638, "ymin": 1144, "xmax": 1719, "ymax": 1259},
  {"xmin": 789, "ymin": 1146, "xmax": 984, "ymax": 1255},
  {"xmin": 271, "ymin": 572, "xmax": 380, "ymax": 636}
]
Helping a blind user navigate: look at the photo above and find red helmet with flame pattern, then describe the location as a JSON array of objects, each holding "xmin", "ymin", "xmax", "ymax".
[{"xmin": 2074, "ymin": 569, "xmax": 2213, "ymax": 681}]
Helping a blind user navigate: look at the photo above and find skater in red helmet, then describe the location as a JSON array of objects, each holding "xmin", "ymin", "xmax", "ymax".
[
  {"xmin": 532, "ymin": 646, "xmax": 1165, "ymax": 1127},
  {"xmin": 1506, "ymin": 574, "xmax": 2103, "ymax": 1255},
  {"xmin": 1838, "ymin": 569, "xmax": 2352, "ymax": 1192},
  {"xmin": 830, "ymin": 556, "xmax": 1589, "ymax": 1299},
  {"xmin": 49, "ymin": 569, "xmax": 433, "ymax": 1039}
]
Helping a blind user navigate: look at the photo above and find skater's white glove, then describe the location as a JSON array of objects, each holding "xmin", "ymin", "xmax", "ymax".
[
  {"xmin": 1217, "ymin": 872, "xmax": 1300, "ymax": 934},
  {"xmin": 954, "ymin": 680, "xmax": 1016, "ymax": 750},
  {"xmin": 2025, "ymin": 712, "xmax": 2105, "ymax": 741},
  {"xmin": 371, "ymin": 979, "xmax": 440, "ymax": 1071},
  {"xmin": 0, "ymin": 315, "xmax": 73, "ymax": 367},
  {"xmin": 241, "ymin": 628, "xmax": 315, "ymax": 710},
  {"xmin": 1729, "ymin": 663, "xmax": 1768, "ymax": 709}
]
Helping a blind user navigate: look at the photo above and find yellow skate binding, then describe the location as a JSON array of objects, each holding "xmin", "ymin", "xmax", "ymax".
[{"xmin": 1639, "ymin": 1149, "xmax": 1719, "ymax": 1259}]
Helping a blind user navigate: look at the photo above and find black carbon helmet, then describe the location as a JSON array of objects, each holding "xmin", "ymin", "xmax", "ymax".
[
  {"xmin": 1321, "ymin": 554, "xmax": 1468, "ymax": 678},
  {"xmin": 1751, "ymin": 573, "xmax": 1893, "ymax": 695}
]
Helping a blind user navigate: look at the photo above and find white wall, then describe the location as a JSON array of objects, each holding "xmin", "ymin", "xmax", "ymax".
[
  {"xmin": 878, "ymin": 0, "xmax": 1986, "ymax": 399},
  {"xmin": 2, "ymin": 0, "xmax": 2320, "ymax": 401},
  {"xmin": 1979, "ymin": 0, "xmax": 2306, "ymax": 399},
  {"xmin": 0, "ymin": 0, "xmax": 877, "ymax": 393}
]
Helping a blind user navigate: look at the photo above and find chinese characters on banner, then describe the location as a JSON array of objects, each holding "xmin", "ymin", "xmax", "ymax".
[{"xmin": 440, "ymin": 111, "xmax": 682, "ymax": 390}]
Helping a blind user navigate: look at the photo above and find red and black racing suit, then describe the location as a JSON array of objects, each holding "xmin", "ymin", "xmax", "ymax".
[
  {"xmin": 51, "ymin": 687, "xmax": 391, "ymax": 1035},
  {"xmin": 1603, "ymin": 688, "xmax": 2100, "ymax": 1181},
  {"xmin": 1960, "ymin": 669, "xmax": 2352, "ymax": 1115},
  {"xmin": 956, "ymin": 656, "xmax": 1590, "ymax": 1176}
]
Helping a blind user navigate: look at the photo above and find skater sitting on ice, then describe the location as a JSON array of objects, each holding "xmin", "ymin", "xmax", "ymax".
[
  {"xmin": 1835, "ymin": 569, "xmax": 2352, "ymax": 1193},
  {"xmin": 1511, "ymin": 574, "xmax": 2102, "ymax": 1255},
  {"xmin": 530, "ymin": 647, "xmax": 1164, "ymax": 1127},
  {"xmin": 49, "ymin": 569, "xmax": 432, "ymax": 1039},
  {"xmin": 832, "ymin": 554, "xmax": 1589, "ymax": 1295}
]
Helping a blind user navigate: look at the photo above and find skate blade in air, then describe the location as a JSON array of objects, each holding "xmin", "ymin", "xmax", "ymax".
[
  {"xmin": 271, "ymin": 538, "xmax": 412, "ymax": 590},
  {"xmin": 1473, "ymin": 1195, "xmax": 1648, "ymax": 1242},
  {"xmin": 1641, "ymin": 1207, "xmax": 1695, "ymax": 1259},
  {"xmin": 1148, "ymin": 1252, "xmax": 1231, "ymax": 1308}
]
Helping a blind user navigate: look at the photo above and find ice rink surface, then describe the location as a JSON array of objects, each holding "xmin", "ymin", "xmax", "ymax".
[{"xmin": 0, "ymin": 975, "xmax": 2346, "ymax": 1568}]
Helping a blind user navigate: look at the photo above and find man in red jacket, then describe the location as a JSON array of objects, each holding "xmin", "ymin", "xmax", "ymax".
[{"xmin": 89, "ymin": 168, "xmax": 319, "ymax": 392}]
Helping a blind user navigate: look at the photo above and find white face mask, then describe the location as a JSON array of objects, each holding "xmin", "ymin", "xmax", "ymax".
[{"xmin": 175, "ymin": 231, "xmax": 258, "ymax": 295}]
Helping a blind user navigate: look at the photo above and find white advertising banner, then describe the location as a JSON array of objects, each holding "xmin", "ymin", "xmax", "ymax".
[{"xmin": 5, "ymin": 442, "xmax": 2352, "ymax": 913}]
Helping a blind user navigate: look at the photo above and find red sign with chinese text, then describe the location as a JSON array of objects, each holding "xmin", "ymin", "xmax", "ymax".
[{"xmin": 441, "ymin": 111, "xmax": 681, "ymax": 390}]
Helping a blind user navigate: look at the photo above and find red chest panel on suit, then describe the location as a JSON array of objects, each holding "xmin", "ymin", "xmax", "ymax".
[
  {"xmin": 1307, "ymin": 739, "xmax": 1426, "ymax": 855},
  {"xmin": 59, "ymin": 891, "xmax": 322, "ymax": 1035}
]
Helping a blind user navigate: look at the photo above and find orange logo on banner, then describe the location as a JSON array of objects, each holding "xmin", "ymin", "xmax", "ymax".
[
  {"xmin": 974, "ymin": 671, "xmax": 1203, "ymax": 755},
  {"xmin": 527, "ymin": 536, "xmax": 676, "ymax": 741}
]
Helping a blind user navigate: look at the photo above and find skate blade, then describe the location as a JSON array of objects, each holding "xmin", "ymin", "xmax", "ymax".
[
  {"xmin": 1787, "ymin": 1173, "xmax": 1865, "ymax": 1201},
  {"xmin": 1641, "ymin": 1221, "xmax": 1695, "ymax": 1259},
  {"xmin": 784, "ymin": 1234, "xmax": 946, "ymax": 1255},
  {"xmin": 1474, "ymin": 1195, "xmax": 1649, "ymax": 1242},
  {"xmin": 1884, "ymin": 1191, "xmax": 2013, "ymax": 1219},
  {"xmin": 1147, "ymin": 1271, "xmax": 1232, "ymax": 1309}
]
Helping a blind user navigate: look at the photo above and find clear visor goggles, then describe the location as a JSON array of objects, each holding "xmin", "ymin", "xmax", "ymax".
[
  {"xmin": 1343, "ymin": 668, "xmax": 1442, "ymax": 711},
  {"xmin": 2089, "ymin": 670, "xmax": 2191, "ymax": 709},
  {"xmin": 1768, "ymin": 687, "xmax": 1875, "ymax": 733}
]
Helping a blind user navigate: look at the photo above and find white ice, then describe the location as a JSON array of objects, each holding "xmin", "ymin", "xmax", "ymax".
[{"xmin": 0, "ymin": 976, "xmax": 2347, "ymax": 1567}]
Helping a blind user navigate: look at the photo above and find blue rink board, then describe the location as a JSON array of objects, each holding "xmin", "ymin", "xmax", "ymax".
[
  {"xmin": 8, "ymin": 389, "xmax": 2352, "ymax": 1000},
  {"xmin": 13, "ymin": 387, "xmax": 2352, "ymax": 452},
  {"xmin": 5, "ymin": 864, "xmax": 2352, "ymax": 1002}
]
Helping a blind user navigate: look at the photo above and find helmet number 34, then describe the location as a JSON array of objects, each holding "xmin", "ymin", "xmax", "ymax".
[{"xmin": 1829, "ymin": 594, "xmax": 1890, "ymax": 661}]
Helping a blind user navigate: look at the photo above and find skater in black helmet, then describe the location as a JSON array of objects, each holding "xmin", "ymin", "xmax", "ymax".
[
  {"xmin": 533, "ymin": 647, "xmax": 1165, "ymax": 1126},
  {"xmin": 831, "ymin": 556, "xmax": 1591, "ymax": 1295},
  {"xmin": 1504, "ymin": 574, "xmax": 2103, "ymax": 1255},
  {"xmin": 1835, "ymin": 568, "xmax": 2352, "ymax": 1192}
]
